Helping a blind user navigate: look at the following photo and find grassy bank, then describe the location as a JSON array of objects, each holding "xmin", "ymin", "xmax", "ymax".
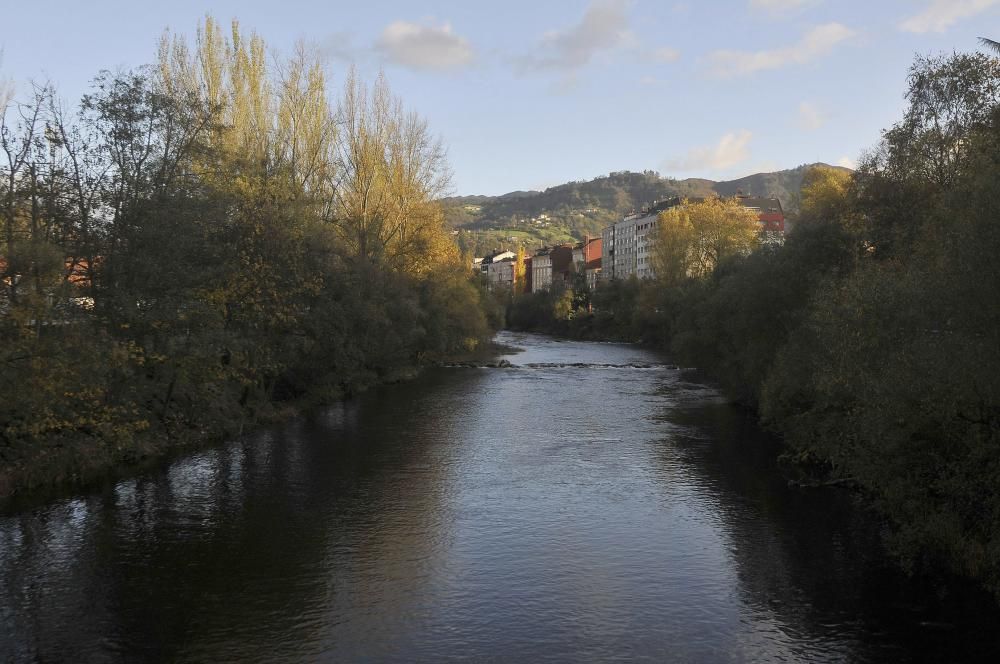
[{"xmin": 0, "ymin": 338, "xmax": 509, "ymax": 509}]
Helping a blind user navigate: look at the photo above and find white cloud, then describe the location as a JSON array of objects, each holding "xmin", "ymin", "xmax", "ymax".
[
  {"xmin": 376, "ymin": 20, "xmax": 475, "ymax": 71},
  {"xmin": 664, "ymin": 130, "xmax": 753, "ymax": 172},
  {"xmin": 648, "ymin": 46, "xmax": 681, "ymax": 63},
  {"xmin": 0, "ymin": 62, "xmax": 12, "ymax": 113},
  {"xmin": 321, "ymin": 31, "xmax": 361, "ymax": 63},
  {"xmin": 836, "ymin": 156, "xmax": 857, "ymax": 169},
  {"xmin": 900, "ymin": 0, "xmax": 1000, "ymax": 34},
  {"xmin": 797, "ymin": 101, "xmax": 825, "ymax": 130},
  {"xmin": 749, "ymin": 0, "xmax": 819, "ymax": 15},
  {"xmin": 517, "ymin": 0, "xmax": 635, "ymax": 73},
  {"xmin": 707, "ymin": 23, "xmax": 855, "ymax": 77}
]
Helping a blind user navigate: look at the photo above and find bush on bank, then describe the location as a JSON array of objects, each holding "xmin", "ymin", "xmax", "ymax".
[
  {"xmin": 0, "ymin": 18, "xmax": 495, "ymax": 497},
  {"xmin": 508, "ymin": 51, "xmax": 1000, "ymax": 597}
]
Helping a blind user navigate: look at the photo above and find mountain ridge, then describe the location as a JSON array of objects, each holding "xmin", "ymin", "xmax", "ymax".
[
  {"xmin": 443, "ymin": 163, "xmax": 850, "ymax": 254},
  {"xmin": 444, "ymin": 163, "xmax": 848, "ymax": 208}
]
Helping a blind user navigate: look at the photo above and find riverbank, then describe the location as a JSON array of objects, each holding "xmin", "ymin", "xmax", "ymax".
[
  {"xmin": 508, "ymin": 279, "xmax": 1000, "ymax": 605},
  {"xmin": 0, "ymin": 339, "xmax": 509, "ymax": 510},
  {"xmin": 8, "ymin": 331, "xmax": 1000, "ymax": 662}
]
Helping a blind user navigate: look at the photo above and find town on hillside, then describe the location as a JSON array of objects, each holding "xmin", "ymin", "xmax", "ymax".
[{"xmin": 475, "ymin": 194, "xmax": 785, "ymax": 292}]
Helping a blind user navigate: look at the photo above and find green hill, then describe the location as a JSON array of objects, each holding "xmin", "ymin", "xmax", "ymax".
[{"xmin": 443, "ymin": 164, "xmax": 850, "ymax": 256}]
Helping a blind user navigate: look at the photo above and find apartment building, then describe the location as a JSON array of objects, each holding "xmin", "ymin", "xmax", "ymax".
[
  {"xmin": 601, "ymin": 199, "xmax": 679, "ymax": 281},
  {"xmin": 600, "ymin": 196, "xmax": 786, "ymax": 281}
]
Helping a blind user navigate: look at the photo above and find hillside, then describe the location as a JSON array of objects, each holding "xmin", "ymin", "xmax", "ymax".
[{"xmin": 443, "ymin": 164, "xmax": 849, "ymax": 255}]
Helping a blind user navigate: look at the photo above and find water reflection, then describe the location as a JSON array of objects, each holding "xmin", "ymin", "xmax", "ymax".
[{"xmin": 1, "ymin": 332, "xmax": 999, "ymax": 662}]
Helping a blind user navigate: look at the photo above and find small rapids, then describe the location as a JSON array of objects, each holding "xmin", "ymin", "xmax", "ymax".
[
  {"xmin": 441, "ymin": 360, "xmax": 680, "ymax": 370},
  {"xmin": 518, "ymin": 362, "xmax": 679, "ymax": 369}
]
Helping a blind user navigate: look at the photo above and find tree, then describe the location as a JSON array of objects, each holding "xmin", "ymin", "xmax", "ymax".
[
  {"xmin": 980, "ymin": 37, "xmax": 1000, "ymax": 56},
  {"xmin": 798, "ymin": 164, "xmax": 852, "ymax": 221},
  {"xmin": 513, "ymin": 245, "xmax": 527, "ymax": 293},
  {"xmin": 332, "ymin": 70, "xmax": 450, "ymax": 272},
  {"xmin": 652, "ymin": 197, "xmax": 760, "ymax": 284},
  {"xmin": 855, "ymin": 52, "xmax": 1000, "ymax": 258},
  {"xmin": 0, "ymin": 14, "xmax": 497, "ymax": 499},
  {"xmin": 760, "ymin": 52, "xmax": 1000, "ymax": 594}
]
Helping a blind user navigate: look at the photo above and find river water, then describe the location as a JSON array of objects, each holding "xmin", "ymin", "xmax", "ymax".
[{"xmin": 1, "ymin": 332, "xmax": 998, "ymax": 662}]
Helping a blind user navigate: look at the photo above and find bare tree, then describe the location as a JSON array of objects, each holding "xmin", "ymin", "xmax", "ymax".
[{"xmin": 1, "ymin": 81, "xmax": 49, "ymax": 306}]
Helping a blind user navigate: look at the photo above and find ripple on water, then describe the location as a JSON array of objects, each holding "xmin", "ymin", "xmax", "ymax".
[{"xmin": 1, "ymin": 332, "xmax": 998, "ymax": 662}]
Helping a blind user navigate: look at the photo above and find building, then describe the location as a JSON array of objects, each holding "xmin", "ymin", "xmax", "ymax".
[
  {"xmin": 549, "ymin": 245, "xmax": 574, "ymax": 285},
  {"xmin": 529, "ymin": 245, "xmax": 574, "ymax": 293},
  {"xmin": 477, "ymin": 250, "xmax": 515, "ymax": 276},
  {"xmin": 600, "ymin": 195, "xmax": 786, "ymax": 282},
  {"xmin": 531, "ymin": 249, "xmax": 552, "ymax": 293},
  {"xmin": 487, "ymin": 257, "xmax": 516, "ymax": 290},
  {"xmin": 736, "ymin": 195, "xmax": 786, "ymax": 244},
  {"xmin": 530, "ymin": 240, "xmax": 602, "ymax": 293},
  {"xmin": 476, "ymin": 250, "xmax": 517, "ymax": 291},
  {"xmin": 602, "ymin": 199, "xmax": 679, "ymax": 281},
  {"xmin": 572, "ymin": 237, "xmax": 603, "ymax": 290}
]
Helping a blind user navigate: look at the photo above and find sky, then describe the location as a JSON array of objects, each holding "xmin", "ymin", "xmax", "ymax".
[{"xmin": 2, "ymin": 0, "xmax": 998, "ymax": 195}]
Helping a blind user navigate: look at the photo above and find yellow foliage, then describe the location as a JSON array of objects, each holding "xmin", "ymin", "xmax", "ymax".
[
  {"xmin": 800, "ymin": 165, "xmax": 853, "ymax": 221},
  {"xmin": 653, "ymin": 197, "xmax": 760, "ymax": 284}
]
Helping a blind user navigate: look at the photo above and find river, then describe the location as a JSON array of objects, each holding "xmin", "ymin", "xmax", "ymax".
[{"xmin": 1, "ymin": 332, "xmax": 998, "ymax": 662}]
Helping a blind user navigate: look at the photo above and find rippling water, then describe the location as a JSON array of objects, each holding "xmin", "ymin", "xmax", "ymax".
[{"xmin": 2, "ymin": 332, "xmax": 998, "ymax": 662}]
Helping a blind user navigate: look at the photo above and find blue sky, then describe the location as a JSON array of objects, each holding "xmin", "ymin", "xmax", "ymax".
[{"xmin": 2, "ymin": 1, "xmax": 998, "ymax": 195}]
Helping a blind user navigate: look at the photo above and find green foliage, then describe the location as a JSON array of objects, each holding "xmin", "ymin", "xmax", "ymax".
[
  {"xmin": 506, "ymin": 51, "xmax": 1000, "ymax": 599},
  {"xmin": 0, "ymin": 17, "xmax": 494, "ymax": 497},
  {"xmin": 438, "ymin": 164, "xmax": 846, "ymax": 248},
  {"xmin": 509, "ymin": 276, "xmax": 665, "ymax": 343}
]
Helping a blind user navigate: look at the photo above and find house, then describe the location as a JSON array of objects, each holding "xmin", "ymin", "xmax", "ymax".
[
  {"xmin": 549, "ymin": 245, "xmax": 574, "ymax": 284},
  {"xmin": 487, "ymin": 257, "xmax": 516, "ymax": 290},
  {"xmin": 478, "ymin": 250, "xmax": 516, "ymax": 277},
  {"xmin": 572, "ymin": 237, "xmax": 603, "ymax": 290},
  {"xmin": 735, "ymin": 195, "xmax": 785, "ymax": 243},
  {"xmin": 530, "ymin": 240, "xmax": 599, "ymax": 293}
]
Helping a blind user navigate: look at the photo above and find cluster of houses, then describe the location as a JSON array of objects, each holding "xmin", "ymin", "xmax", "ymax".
[{"xmin": 474, "ymin": 194, "xmax": 786, "ymax": 292}]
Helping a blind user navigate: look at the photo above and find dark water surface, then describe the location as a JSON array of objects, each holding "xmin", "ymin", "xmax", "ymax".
[{"xmin": 2, "ymin": 332, "xmax": 998, "ymax": 662}]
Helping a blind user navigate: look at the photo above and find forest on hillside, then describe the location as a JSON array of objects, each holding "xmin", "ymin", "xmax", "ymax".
[{"xmin": 443, "ymin": 164, "xmax": 845, "ymax": 255}]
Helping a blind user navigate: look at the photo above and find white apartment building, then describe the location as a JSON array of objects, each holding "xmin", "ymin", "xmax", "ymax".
[
  {"xmin": 601, "ymin": 210, "xmax": 660, "ymax": 281},
  {"xmin": 531, "ymin": 251, "xmax": 552, "ymax": 293}
]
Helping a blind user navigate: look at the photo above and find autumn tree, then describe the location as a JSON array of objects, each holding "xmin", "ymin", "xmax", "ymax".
[
  {"xmin": 513, "ymin": 245, "xmax": 527, "ymax": 293},
  {"xmin": 332, "ymin": 70, "xmax": 450, "ymax": 273},
  {"xmin": 0, "ymin": 15, "xmax": 494, "ymax": 498},
  {"xmin": 652, "ymin": 197, "xmax": 760, "ymax": 284}
]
